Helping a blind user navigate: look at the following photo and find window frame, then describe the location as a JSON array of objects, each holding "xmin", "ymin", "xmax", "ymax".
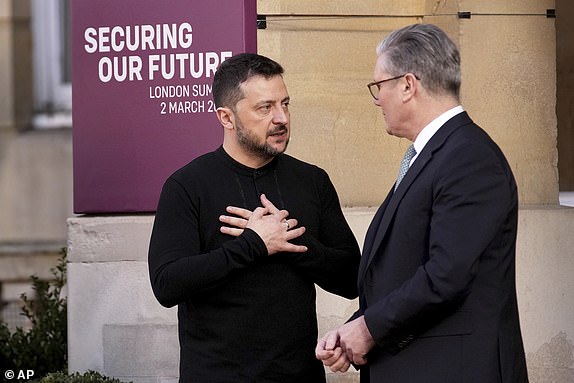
[{"xmin": 31, "ymin": 0, "xmax": 72, "ymax": 129}]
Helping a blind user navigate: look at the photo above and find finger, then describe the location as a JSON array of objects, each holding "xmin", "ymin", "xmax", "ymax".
[
  {"xmin": 275, "ymin": 209, "xmax": 289, "ymax": 221},
  {"xmin": 345, "ymin": 348, "xmax": 367, "ymax": 366},
  {"xmin": 219, "ymin": 215, "xmax": 247, "ymax": 228},
  {"xmin": 330, "ymin": 351, "xmax": 351, "ymax": 372},
  {"xmin": 315, "ymin": 339, "xmax": 327, "ymax": 359},
  {"xmin": 251, "ymin": 206, "xmax": 269, "ymax": 219},
  {"xmin": 315, "ymin": 339, "xmax": 335, "ymax": 361},
  {"xmin": 316, "ymin": 349, "xmax": 334, "ymax": 362},
  {"xmin": 220, "ymin": 226, "xmax": 244, "ymax": 237},
  {"xmin": 342, "ymin": 359, "xmax": 352, "ymax": 372},
  {"xmin": 284, "ymin": 226, "xmax": 306, "ymax": 242},
  {"xmin": 323, "ymin": 331, "xmax": 340, "ymax": 351},
  {"xmin": 333, "ymin": 358, "xmax": 351, "ymax": 373},
  {"xmin": 225, "ymin": 206, "xmax": 253, "ymax": 219},
  {"xmin": 260, "ymin": 194, "xmax": 280, "ymax": 214},
  {"xmin": 324, "ymin": 348, "xmax": 347, "ymax": 371},
  {"xmin": 344, "ymin": 345, "xmax": 352, "ymax": 359},
  {"xmin": 285, "ymin": 218, "xmax": 298, "ymax": 230},
  {"xmin": 354, "ymin": 354, "xmax": 368, "ymax": 366},
  {"xmin": 279, "ymin": 243, "xmax": 308, "ymax": 254},
  {"xmin": 327, "ymin": 346, "xmax": 344, "ymax": 365},
  {"xmin": 318, "ymin": 347, "xmax": 341, "ymax": 366}
]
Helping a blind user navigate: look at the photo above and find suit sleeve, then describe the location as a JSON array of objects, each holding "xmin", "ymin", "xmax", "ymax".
[
  {"xmin": 363, "ymin": 140, "xmax": 517, "ymax": 352},
  {"xmin": 288, "ymin": 169, "xmax": 362, "ymax": 299},
  {"xmin": 148, "ymin": 177, "xmax": 267, "ymax": 308}
]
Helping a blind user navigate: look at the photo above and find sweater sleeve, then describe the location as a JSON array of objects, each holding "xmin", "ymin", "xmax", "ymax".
[
  {"xmin": 289, "ymin": 170, "xmax": 361, "ymax": 299},
  {"xmin": 148, "ymin": 177, "xmax": 267, "ymax": 308}
]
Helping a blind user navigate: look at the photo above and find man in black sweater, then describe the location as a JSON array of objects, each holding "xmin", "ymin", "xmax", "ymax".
[{"xmin": 148, "ymin": 53, "xmax": 361, "ymax": 383}]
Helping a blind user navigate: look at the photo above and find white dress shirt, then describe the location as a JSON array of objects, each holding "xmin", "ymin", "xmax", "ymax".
[{"xmin": 410, "ymin": 105, "xmax": 465, "ymax": 166}]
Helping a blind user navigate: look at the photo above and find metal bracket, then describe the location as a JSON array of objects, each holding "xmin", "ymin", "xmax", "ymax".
[
  {"xmin": 546, "ymin": 9, "xmax": 556, "ymax": 18},
  {"xmin": 257, "ymin": 15, "xmax": 267, "ymax": 29}
]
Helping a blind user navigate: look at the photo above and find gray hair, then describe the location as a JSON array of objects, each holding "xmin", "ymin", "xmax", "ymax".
[{"xmin": 376, "ymin": 24, "xmax": 461, "ymax": 99}]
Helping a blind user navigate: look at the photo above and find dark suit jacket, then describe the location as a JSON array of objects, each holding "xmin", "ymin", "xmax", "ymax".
[{"xmin": 356, "ymin": 112, "xmax": 528, "ymax": 382}]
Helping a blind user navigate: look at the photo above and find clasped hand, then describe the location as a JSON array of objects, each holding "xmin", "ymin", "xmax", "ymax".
[
  {"xmin": 315, "ymin": 315, "xmax": 376, "ymax": 373},
  {"xmin": 219, "ymin": 194, "xmax": 307, "ymax": 255}
]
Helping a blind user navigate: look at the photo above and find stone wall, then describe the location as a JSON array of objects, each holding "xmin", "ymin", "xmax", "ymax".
[{"xmin": 256, "ymin": 0, "xmax": 558, "ymax": 205}]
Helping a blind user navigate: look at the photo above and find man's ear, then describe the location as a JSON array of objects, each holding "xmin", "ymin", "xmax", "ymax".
[
  {"xmin": 402, "ymin": 73, "xmax": 418, "ymax": 101},
  {"xmin": 216, "ymin": 107, "xmax": 235, "ymax": 130}
]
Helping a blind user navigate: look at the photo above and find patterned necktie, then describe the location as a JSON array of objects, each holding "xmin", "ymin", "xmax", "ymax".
[{"xmin": 394, "ymin": 144, "xmax": 416, "ymax": 191}]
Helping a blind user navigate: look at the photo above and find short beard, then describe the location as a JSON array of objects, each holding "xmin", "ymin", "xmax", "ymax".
[{"xmin": 235, "ymin": 119, "xmax": 289, "ymax": 159}]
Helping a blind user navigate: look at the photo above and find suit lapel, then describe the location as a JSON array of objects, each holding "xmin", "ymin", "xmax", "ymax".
[
  {"xmin": 360, "ymin": 150, "xmax": 431, "ymax": 278},
  {"xmin": 362, "ymin": 191, "xmax": 391, "ymax": 258},
  {"xmin": 358, "ymin": 189, "xmax": 392, "ymax": 283},
  {"xmin": 360, "ymin": 112, "xmax": 474, "ymax": 281}
]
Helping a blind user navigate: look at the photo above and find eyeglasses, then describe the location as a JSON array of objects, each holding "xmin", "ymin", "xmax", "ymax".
[{"xmin": 367, "ymin": 74, "xmax": 419, "ymax": 100}]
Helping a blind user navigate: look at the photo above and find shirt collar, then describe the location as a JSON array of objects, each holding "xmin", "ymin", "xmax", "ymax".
[{"xmin": 412, "ymin": 105, "xmax": 464, "ymax": 160}]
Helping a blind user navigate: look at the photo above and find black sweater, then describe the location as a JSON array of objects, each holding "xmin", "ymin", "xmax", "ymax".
[{"xmin": 149, "ymin": 146, "xmax": 360, "ymax": 383}]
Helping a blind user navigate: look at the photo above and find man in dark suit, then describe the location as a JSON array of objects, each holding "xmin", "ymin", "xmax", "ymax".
[{"xmin": 316, "ymin": 23, "xmax": 529, "ymax": 382}]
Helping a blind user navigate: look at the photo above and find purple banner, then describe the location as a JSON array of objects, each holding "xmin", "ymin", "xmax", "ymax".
[{"xmin": 72, "ymin": 0, "xmax": 257, "ymax": 213}]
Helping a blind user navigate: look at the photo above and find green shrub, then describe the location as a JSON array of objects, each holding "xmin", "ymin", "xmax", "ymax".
[{"xmin": 0, "ymin": 248, "xmax": 67, "ymax": 377}]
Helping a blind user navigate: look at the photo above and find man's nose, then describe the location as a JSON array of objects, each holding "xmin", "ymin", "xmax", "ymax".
[{"xmin": 273, "ymin": 106, "xmax": 289, "ymax": 124}]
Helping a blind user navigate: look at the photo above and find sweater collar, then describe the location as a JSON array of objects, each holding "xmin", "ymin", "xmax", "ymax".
[{"xmin": 216, "ymin": 146, "xmax": 279, "ymax": 176}]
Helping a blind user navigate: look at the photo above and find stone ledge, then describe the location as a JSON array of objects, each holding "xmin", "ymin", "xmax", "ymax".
[{"xmin": 103, "ymin": 324, "xmax": 179, "ymax": 378}]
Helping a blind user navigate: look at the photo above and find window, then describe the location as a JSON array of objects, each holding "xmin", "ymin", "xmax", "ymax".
[{"xmin": 31, "ymin": 0, "xmax": 72, "ymax": 128}]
